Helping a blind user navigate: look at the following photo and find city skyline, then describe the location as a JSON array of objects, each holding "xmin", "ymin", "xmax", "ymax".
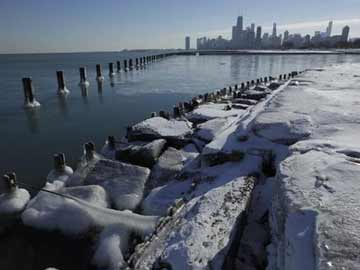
[
  {"xmin": 197, "ymin": 16, "xmax": 354, "ymax": 50},
  {"xmin": 1, "ymin": 0, "xmax": 360, "ymax": 53}
]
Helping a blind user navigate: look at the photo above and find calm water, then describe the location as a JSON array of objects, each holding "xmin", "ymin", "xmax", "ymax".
[{"xmin": 1, "ymin": 51, "xmax": 360, "ymax": 190}]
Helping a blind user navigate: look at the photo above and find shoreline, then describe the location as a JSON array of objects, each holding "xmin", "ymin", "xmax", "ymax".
[{"xmin": 0, "ymin": 64, "xmax": 359, "ymax": 269}]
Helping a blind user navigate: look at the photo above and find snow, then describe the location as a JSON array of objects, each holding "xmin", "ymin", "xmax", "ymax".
[
  {"xmin": 196, "ymin": 116, "xmax": 238, "ymax": 142},
  {"xmin": 148, "ymin": 144, "xmax": 199, "ymax": 189},
  {"xmin": 82, "ymin": 159, "xmax": 150, "ymax": 211},
  {"xmin": 46, "ymin": 166, "xmax": 74, "ymax": 183},
  {"xmin": 128, "ymin": 117, "xmax": 193, "ymax": 142},
  {"xmin": 24, "ymin": 100, "xmax": 41, "ymax": 108},
  {"xmin": 0, "ymin": 188, "xmax": 30, "ymax": 215},
  {"xmin": 186, "ymin": 103, "xmax": 242, "ymax": 122},
  {"xmin": 92, "ymin": 225, "xmax": 130, "ymax": 270}
]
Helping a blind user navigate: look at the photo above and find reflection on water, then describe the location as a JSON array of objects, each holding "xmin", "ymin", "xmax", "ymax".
[
  {"xmin": 24, "ymin": 108, "xmax": 40, "ymax": 133},
  {"xmin": 1, "ymin": 52, "xmax": 360, "ymax": 189}
]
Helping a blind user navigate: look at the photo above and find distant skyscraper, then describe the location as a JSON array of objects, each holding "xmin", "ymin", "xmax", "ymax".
[
  {"xmin": 185, "ymin": 36, "xmax": 190, "ymax": 50},
  {"xmin": 237, "ymin": 16, "xmax": 243, "ymax": 31},
  {"xmin": 251, "ymin": 23, "xmax": 255, "ymax": 33},
  {"xmin": 341, "ymin": 25, "xmax": 350, "ymax": 42},
  {"xmin": 256, "ymin": 26, "xmax": 262, "ymax": 41},
  {"xmin": 272, "ymin": 23, "xmax": 277, "ymax": 37},
  {"xmin": 326, "ymin": 21, "xmax": 333, "ymax": 37},
  {"xmin": 284, "ymin": 30, "xmax": 289, "ymax": 41}
]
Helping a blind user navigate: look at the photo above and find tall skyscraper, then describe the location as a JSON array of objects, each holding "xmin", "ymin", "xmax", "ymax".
[
  {"xmin": 272, "ymin": 23, "xmax": 277, "ymax": 37},
  {"xmin": 251, "ymin": 23, "xmax": 255, "ymax": 33},
  {"xmin": 341, "ymin": 26, "xmax": 350, "ymax": 42},
  {"xmin": 283, "ymin": 30, "xmax": 289, "ymax": 42},
  {"xmin": 256, "ymin": 26, "xmax": 262, "ymax": 41},
  {"xmin": 185, "ymin": 36, "xmax": 190, "ymax": 50},
  {"xmin": 326, "ymin": 21, "xmax": 333, "ymax": 37},
  {"xmin": 237, "ymin": 16, "xmax": 243, "ymax": 31}
]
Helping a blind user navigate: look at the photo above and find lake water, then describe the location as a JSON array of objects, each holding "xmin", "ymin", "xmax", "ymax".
[{"xmin": 1, "ymin": 51, "xmax": 360, "ymax": 191}]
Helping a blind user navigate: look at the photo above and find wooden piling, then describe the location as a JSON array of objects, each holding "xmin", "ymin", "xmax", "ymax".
[
  {"xmin": 117, "ymin": 61, "xmax": 121, "ymax": 72},
  {"xmin": 173, "ymin": 106, "xmax": 181, "ymax": 118},
  {"xmin": 96, "ymin": 64, "xmax": 104, "ymax": 81},
  {"xmin": 279, "ymin": 74, "xmax": 282, "ymax": 81},
  {"xmin": 151, "ymin": 112, "xmax": 157, "ymax": 118},
  {"xmin": 54, "ymin": 153, "xmax": 66, "ymax": 171},
  {"xmin": 79, "ymin": 67, "xmax": 89, "ymax": 86},
  {"xmin": 107, "ymin": 136, "xmax": 116, "ymax": 149},
  {"xmin": 124, "ymin": 60, "xmax": 128, "ymax": 71},
  {"xmin": 56, "ymin": 71, "xmax": 68, "ymax": 93},
  {"xmin": 135, "ymin": 58, "xmax": 139, "ymax": 69},
  {"xmin": 84, "ymin": 142, "xmax": 95, "ymax": 161},
  {"xmin": 129, "ymin": 59, "xmax": 133, "ymax": 70},
  {"xmin": 109, "ymin": 63, "xmax": 115, "ymax": 76},
  {"xmin": 22, "ymin": 77, "xmax": 35, "ymax": 104},
  {"xmin": 241, "ymin": 82, "xmax": 245, "ymax": 89}
]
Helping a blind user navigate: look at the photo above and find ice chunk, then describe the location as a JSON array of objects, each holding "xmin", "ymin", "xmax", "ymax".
[
  {"xmin": 0, "ymin": 188, "xmax": 30, "ymax": 215},
  {"xmin": 83, "ymin": 159, "xmax": 150, "ymax": 210}
]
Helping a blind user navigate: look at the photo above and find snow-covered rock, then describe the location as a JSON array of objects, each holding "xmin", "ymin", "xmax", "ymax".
[
  {"xmin": 148, "ymin": 144, "xmax": 199, "ymax": 189},
  {"xmin": 186, "ymin": 103, "xmax": 241, "ymax": 123},
  {"xmin": 0, "ymin": 188, "xmax": 30, "ymax": 215},
  {"xmin": 116, "ymin": 139, "xmax": 166, "ymax": 168},
  {"xmin": 82, "ymin": 159, "xmax": 150, "ymax": 211},
  {"xmin": 196, "ymin": 116, "xmax": 238, "ymax": 142},
  {"xmin": 133, "ymin": 156, "xmax": 262, "ymax": 269},
  {"xmin": 128, "ymin": 117, "xmax": 193, "ymax": 147}
]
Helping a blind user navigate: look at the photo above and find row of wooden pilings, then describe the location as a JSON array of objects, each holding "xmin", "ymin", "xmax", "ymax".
[
  {"xmin": 22, "ymin": 53, "xmax": 175, "ymax": 106},
  {"xmin": 151, "ymin": 70, "xmax": 302, "ymax": 120}
]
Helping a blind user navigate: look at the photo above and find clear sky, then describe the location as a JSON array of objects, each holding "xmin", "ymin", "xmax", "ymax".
[{"xmin": 1, "ymin": 0, "xmax": 359, "ymax": 53}]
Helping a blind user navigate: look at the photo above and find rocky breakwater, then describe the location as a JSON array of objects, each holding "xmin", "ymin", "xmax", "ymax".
[{"xmin": 0, "ymin": 70, "xmax": 313, "ymax": 270}]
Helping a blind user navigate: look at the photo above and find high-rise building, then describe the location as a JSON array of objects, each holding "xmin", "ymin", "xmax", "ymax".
[
  {"xmin": 251, "ymin": 23, "xmax": 255, "ymax": 33},
  {"xmin": 237, "ymin": 16, "xmax": 243, "ymax": 31},
  {"xmin": 185, "ymin": 36, "xmax": 190, "ymax": 50},
  {"xmin": 284, "ymin": 30, "xmax": 289, "ymax": 42},
  {"xmin": 326, "ymin": 21, "xmax": 333, "ymax": 37},
  {"xmin": 256, "ymin": 26, "xmax": 262, "ymax": 41},
  {"xmin": 272, "ymin": 23, "xmax": 277, "ymax": 37},
  {"xmin": 341, "ymin": 25, "xmax": 350, "ymax": 42}
]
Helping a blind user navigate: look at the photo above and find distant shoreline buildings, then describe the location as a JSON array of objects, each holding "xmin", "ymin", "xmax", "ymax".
[{"xmin": 196, "ymin": 16, "xmax": 358, "ymax": 50}]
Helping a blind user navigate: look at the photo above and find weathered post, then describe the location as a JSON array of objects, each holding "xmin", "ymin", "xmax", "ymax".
[
  {"xmin": 2, "ymin": 172, "xmax": 17, "ymax": 193},
  {"xmin": 251, "ymin": 80, "xmax": 255, "ymax": 85},
  {"xmin": 129, "ymin": 59, "xmax": 133, "ymax": 70},
  {"xmin": 107, "ymin": 136, "xmax": 116, "ymax": 150},
  {"xmin": 22, "ymin": 77, "xmax": 40, "ymax": 107},
  {"xmin": 124, "ymin": 60, "xmax": 128, "ymax": 72},
  {"xmin": 84, "ymin": 142, "xmax": 95, "ymax": 161},
  {"xmin": 246, "ymin": 81, "xmax": 250, "ymax": 88},
  {"xmin": 150, "ymin": 112, "xmax": 157, "ymax": 118},
  {"xmin": 264, "ymin": 77, "xmax": 268, "ymax": 83},
  {"xmin": 283, "ymin": 74, "xmax": 287, "ymax": 80},
  {"xmin": 53, "ymin": 153, "xmax": 67, "ymax": 172},
  {"xmin": 235, "ymin": 84, "xmax": 238, "ymax": 90},
  {"xmin": 117, "ymin": 61, "xmax": 121, "ymax": 72},
  {"xmin": 143, "ymin": 56, "xmax": 146, "ymax": 66},
  {"xmin": 96, "ymin": 64, "xmax": 105, "ymax": 82},
  {"xmin": 256, "ymin": 78, "xmax": 260, "ymax": 85},
  {"xmin": 241, "ymin": 82, "xmax": 245, "ymax": 90},
  {"xmin": 109, "ymin": 63, "xmax": 115, "ymax": 77},
  {"xmin": 56, "ymin": 71, "xmax": 69, "ymax": 94},
  {"xmin": 279, "ymin": 74, "xmax": 282, "ymax": 81},
  {"xmin": 135, "ymin": 58, "xmax": 139, "ymax": 69},
  {"xmin": 173, "ymin": 106, "xmax": 181, "ymax": 118},
  {"xmin": 79, "ymin": 67, "xmax": 89, "ymax": 87}
]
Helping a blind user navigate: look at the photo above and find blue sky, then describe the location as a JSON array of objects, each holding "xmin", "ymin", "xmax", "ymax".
[{"xmin": 0, "ymin": 0, "xmax": 359, "ymax": 53}]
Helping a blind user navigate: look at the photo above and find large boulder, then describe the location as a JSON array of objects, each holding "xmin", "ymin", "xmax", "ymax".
[
  {"xmin": 116, "ymin": 139, "xmax": 166, "ymax": 168},
  {"xmin": 186, "ymin": 104, "xmax": 240, "ymax": 123},
  {"xmin": 83, "ymin": 159, "xmax": 150, "ymax": 211},
  {"xmin": 149, "ymin": 144, "xmax": 199, "ymax": 189},
  {"xmin": 128, "ymin": 117, "xmax": 193, "ymax": 147}
]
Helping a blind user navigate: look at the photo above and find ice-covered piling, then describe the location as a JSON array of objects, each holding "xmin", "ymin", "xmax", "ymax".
[
  {"xmin": 123, "ymin": 60, "xmax": 128, "ymax": 72},
  {"xmin": 22, "ymin": 77, "xmax": 40, "ymax": 108},
  {"xmin": 135, "ymin": 58, "xmax": 139, "ymax": 69},
  {"xmin": 150, "ymin": 112, "xmax": 157, "ymax": 118},
  {"xmin": 107, "ymin": 136, "xmax": 116, "ymax": 150},
  {"xmin": 56, "ymin": 71, "xmax": 69, "ymax": 94},
  {"xmin": 84, "ymin": 142, "xmax": 96, "ymax": 161},
  {"xmin": 79, "ymin": 67, "xmax": 89, "ymax": 87},
  {"xmin": 108, "ymin": 63, "xmax": 115, "ymax": 77},
  {"xmin": 116, "ymin": 61, "xmax": 121, "ymax": 73},
  {"xmin": 2, "ymin": 173, "xmax": 17, "ymax": 193},
  {"xmin": 129, "ymin": 59, "xmax": 133, "ymax": 70},
  {"xmin": 47, "ymin": 153, "xmax": 74, "ymax": 182},
  {"xmin": 96, "ymin": 64, "xmax": 105, "ymax": 82}
]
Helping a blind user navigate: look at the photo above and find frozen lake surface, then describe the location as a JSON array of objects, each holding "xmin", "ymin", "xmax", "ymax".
[{"xmin": 0, "ymin": 51, "xmax": 360, "ymax": 189}]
